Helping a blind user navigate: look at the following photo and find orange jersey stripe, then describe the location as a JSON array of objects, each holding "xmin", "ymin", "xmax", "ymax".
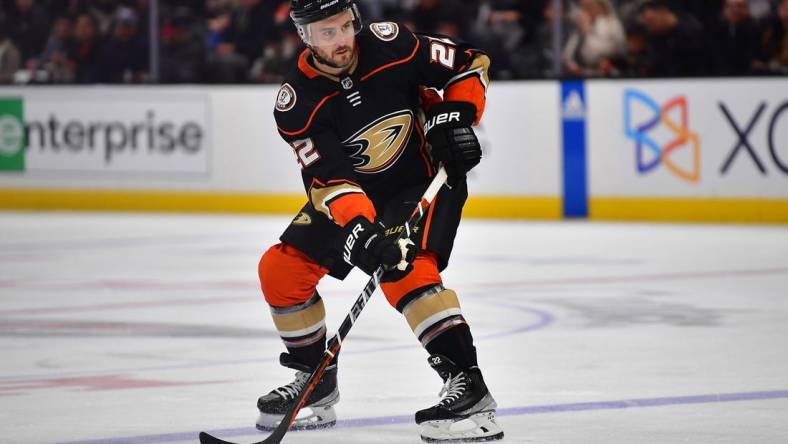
[
  {"xmin": 297, "ymin": 49, "xmax": 321, "ymax": 79},
  {"xmin": 328, "ymin": 192, "xmax": 377, "ymax": 227},
  {"xmin": 445, "ymin": 76, "xmax": 487, "ymax": 125},
  {"xmin": 361, "ymin": 37, "xmax": 420, "ymax": 81},
  {"xmin": 277, "ymin": 91, "xmax": 340, "ymax": 136},
  {"xmin": 307, "ymin": 178, "xmax": 374, "ymax": 225},
  {"xmin": 421, "ymin": 191, "xmax": 438, "ymax": 250}
]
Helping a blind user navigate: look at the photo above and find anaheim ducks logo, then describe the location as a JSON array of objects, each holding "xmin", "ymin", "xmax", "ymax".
[{"xmin": 343, "ymin": 110, "xmax": 413, "ymax": 174}]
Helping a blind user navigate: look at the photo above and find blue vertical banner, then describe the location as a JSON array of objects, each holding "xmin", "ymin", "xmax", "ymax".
[{"xmin": 561, "ymin": 80, "xmax": 588, "ymax": 218}]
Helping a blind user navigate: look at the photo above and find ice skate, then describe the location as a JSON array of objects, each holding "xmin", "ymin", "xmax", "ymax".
[
  {"xmin": 255, "ymin": 352, "xmax": 339, "ymax": 431},
  {"xmin": 416, "ymin": 355, "xmax": 503, "ymax": 443}
]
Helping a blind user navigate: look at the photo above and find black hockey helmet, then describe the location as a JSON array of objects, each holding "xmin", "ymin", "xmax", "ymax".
[{"xmin": 289, "ymin": 0, "xmax": 362, "ymax": 45}]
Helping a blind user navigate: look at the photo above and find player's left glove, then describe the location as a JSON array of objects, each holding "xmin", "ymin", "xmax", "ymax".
[
  {"xmin": 424, "ymin": 101, "xmax": 482, "ymax": 186},
  {"xmin": 341, "ymin": 216, "xmax": 417, "ymax": 282}
]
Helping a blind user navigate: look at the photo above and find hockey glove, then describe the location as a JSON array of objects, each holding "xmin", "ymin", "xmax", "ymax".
[
  {"xmin": 424, "ymin": 101, "xmax": 482, "ymax": 186},
  {"xmin": 341, "ymin": 216, "xmax": 417, "ymax": 282}
]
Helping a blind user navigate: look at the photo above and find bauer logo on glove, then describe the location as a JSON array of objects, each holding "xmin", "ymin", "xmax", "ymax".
[
  {"xmin": 340, "ymin": 216, "xmax": 416, "ymax": 282},
  {"xmin": 424, "ymin": 101, "xmax": 482, "ymax": 186},
  {"xmin": 424, "ymin": 111, "xmax": 462, "ymax": 135},
  {"xmin": 342, "ymin": 222, "xmax": 367, "ymax": 266}
]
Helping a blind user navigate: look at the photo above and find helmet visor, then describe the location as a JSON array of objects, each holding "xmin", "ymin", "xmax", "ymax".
[{"xmin": 295, "ymin": 4, "xmax": 362, "ymax": 47}]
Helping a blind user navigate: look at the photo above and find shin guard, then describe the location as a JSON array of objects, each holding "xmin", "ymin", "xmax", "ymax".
[
  {"xmin": 400, "ymin": 285, "xmax": 478, "ymax": 369},
  {"xmin": 269, "ymin": 292, "xmax": 327, "ymax": 367}
]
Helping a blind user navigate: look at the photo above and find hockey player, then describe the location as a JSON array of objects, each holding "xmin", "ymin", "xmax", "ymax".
[{"xmin": 256, "ymin": 0, "xmax": 502, "ymax": 442}]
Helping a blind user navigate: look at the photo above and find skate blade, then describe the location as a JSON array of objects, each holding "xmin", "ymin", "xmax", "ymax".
[
  {"xmin": 256, "ymin": 405, "xmax": 337, "ymax": 432},
  {"xmin": 420, "ymin": 410, "xmax": 504, "ymax": 443},
  {"xmin": 421, "ymin": 432, "xmax": 504, "ymax": 443}
]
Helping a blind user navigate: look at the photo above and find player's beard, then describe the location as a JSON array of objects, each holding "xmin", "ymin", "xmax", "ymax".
[{"xmin": 312, "ymin": 44, "xmax": 355, "ymax": 71}]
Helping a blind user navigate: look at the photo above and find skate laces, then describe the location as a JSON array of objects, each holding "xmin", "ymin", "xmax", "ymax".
[
  {"xmin": 437, "ymin": 372, "xmax": 467, "ymax": 407},
  {"xmin": 274, "ymin": 371, "xmax": 310, "ymax": 400}
]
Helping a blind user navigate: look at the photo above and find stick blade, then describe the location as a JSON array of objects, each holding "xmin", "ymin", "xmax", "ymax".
[
  {"xmin": 198, "ymin": 429, "xmax": 282, "ymax": 444},
  {"xmin": 199, "ymin": 431, "xmax": 244, "ymax": 444}
]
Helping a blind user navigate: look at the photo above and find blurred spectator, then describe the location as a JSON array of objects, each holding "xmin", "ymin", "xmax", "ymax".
[
  {"xmin": 1, "ymin": 0, "xmax": 784, "ymax": 83},
  {"xmin": 35, "ymin": 14, "xmax": 75, "ymax": 82},
  {"xmin": 748, "ymin": 0, "xmax": 773, "ymax": 20},
  {"xmin": 471, "ymin": 0, "xmax": 531, "ymax": 79},
  {"xmin": 7, "ymin": 0, "xmax": 51, "ymax": 66},
  {"xmin": 223, "ymin": 0, "xmax": 279, "ymax": 65},
  {"xmin": 41, "ymin": 0, "xmax": 72, "ymax": 17},
  {"xmin": 69, "ymin": 12, "xmax": 101, "ymax": 83},
  {"xmin": 407, "ymin": 0, "xmax": 478, "ymax": 36},
  {"xmin": 563, "ymin": 0, "xmax": 626, "ymax": 76},
  {"xmin": 609, "ymin": 22, "xmax": 650, "ymax": 77},
  {"xmin": 616, "ymin": 0, "xmax": 649, "ymax": 27},
  {"xmin": 250, "ymin": 26, "xmax": 299, "ymax": 83},
  {"xmin": 164, "ymin": 0, "xmax": 206, "ymax": 10},
  {"xmin": 84, "ymin": 0, "xmax": 122, "ymax": 35},
  {"xmin": 204, "ymin": 0, "xmax": 232, "ymax": 52},
  {"xmin": 132, "ymin": 0, "xmax": 150, "ymax": 42},
  {"xmin": 0, "ymin": 14, "xmax": 22, "ymax": 83},
  {"xmin": 96, "ymin": 7, "xmax": 148, "ymax": 82},
  {"xmin": 676, "ymin": 0, "xmax": 725, "ymax": 32},
  {"xmin": 356, "ymin": 0, "xmax": 388, "ymax": 21},
  {"xmin": 402, "ymin": 0, "xmax": 440, "ymax": 33},
  {"xmin": 754, "ymin": 0, "xmax": 788, "ymax": 74},
  {"xmin": 517, "ymin": 0, "xmax": 575, "ymax": 77},
  {"xmin": 160, "ymin": 6, "xmax": 205, "ymax": 83},
  {"xmin": 639, "ymin": 0, "xmax": 710, "ymax": 76},
  {"xmin": 206, "ymin": 0, "xmax": 282, "ymax": 82},
  {"xmin": 713, "ymin": 0, "xmax": 760, "ymax": 75},
  {"xmin": 204, "ymin": 4, "xmax": 245, "ymax": 82}
]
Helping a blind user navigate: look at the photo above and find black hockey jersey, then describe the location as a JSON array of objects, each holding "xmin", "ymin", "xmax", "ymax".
[{"xmin": 273, "ymin": 22, "xmax": 490, "ymax": 227}]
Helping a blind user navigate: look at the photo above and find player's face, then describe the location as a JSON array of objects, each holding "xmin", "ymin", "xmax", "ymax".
[{"xmin": 309, "ymin": 10, "xmax": 357, "ymax": 69}]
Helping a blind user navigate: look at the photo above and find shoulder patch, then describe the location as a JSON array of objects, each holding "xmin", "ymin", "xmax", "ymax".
[
  {"xmin": 292, "ymin": 211, "xmax": 312, "ymax": 226},
  {"xmin": 275, "ymin": 83, "xmax": 297, "ymax": 112},
  {"xmin": 370, "ymin": 22, "xmax": 399, "ymax": 42}
]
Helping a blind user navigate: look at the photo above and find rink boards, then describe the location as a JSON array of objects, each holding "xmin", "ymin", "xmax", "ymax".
[{"xmin": 0, "ymin": 79, "xmax": 786, "ymax": 222}]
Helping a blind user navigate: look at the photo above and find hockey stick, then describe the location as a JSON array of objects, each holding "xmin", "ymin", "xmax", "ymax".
[{"xmin": 199, "ymin": 166, "xmax": 448, "ymax": 444}]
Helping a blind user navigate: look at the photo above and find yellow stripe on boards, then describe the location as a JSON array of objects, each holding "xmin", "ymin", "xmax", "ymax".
[
  {"xmin": 0, "ymin": 188, "xmax": 305, "ymax": 214},
  {"xmin": 591, "ymin": 197, "xmax": 788, "ymax": 224},
  {"xmin": 0, "ymin": 188, "xmax": 563, "ymax": 219},
  {"xmin": 463, "ymin": 196, "xmax": 562, "ymax": 220},
  {"xmin": 4, "ymin": 188, "xmax": 786, "ymax": 223}
]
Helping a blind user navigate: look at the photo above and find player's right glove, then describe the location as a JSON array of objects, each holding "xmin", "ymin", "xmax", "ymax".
[
  {"xmin": 341, "ymin": 216, "xmax": 417, "ymax": 282},
  {"xmin": 424, "ymin": 101, "xmax": 482, "ymax": 186}
]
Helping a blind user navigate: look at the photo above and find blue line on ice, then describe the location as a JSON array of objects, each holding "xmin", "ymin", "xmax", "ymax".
[{"xmin": 59, "ymin": 389, "xmax": 788, "ymax": 444}]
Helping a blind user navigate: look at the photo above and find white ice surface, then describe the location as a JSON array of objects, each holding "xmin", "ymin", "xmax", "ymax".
[{"xmin": 1, "ymin": 212, "xmax": 787, "ymax": 444}]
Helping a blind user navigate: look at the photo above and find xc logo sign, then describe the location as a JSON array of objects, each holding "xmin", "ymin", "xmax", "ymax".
[{"xmin": 719, "ymin": 101, "xmax": 788, "ymax": 175}]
